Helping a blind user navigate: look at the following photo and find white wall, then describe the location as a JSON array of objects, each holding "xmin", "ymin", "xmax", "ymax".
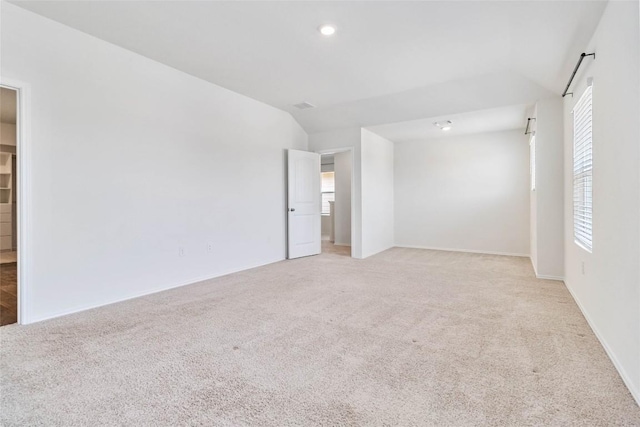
[
  {"xmin": 334, "ymin": 150, "xmax": 352, "ymax": 246},
  {"xmin": 563, "ymin": 0, "xmax": 640, "ymax": 405},
  {"xmin": 361, "ymin": 129, "xmax": 394, "ymax": 258},
  {"xmin": 1, "ymin": 3, "xmax": 308, "ymax": 323},
  {"xmin": 309, "ymin": 127, "xmax": 362, "ymax": 258},
  {"xmin": 531, "ymin": 97, "xmax": 564, "ymax": 278},
  {"xmin": 321, "ymin": 215, "xmax": 331, "ymax": 237},
  {"xmin": 395, "ymin": 129, "xmax": 530, "ymax": 256}
]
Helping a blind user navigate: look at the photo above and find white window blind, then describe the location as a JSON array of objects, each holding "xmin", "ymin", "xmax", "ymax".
[
  {"xmin": 321, "ymin": 172, "xmax": 335, "ymax": 215},
  {"xmin": 529, "ymin": 135, "xmax": 536, "ymax": 191},
  {"xmin": 573, "ymin": 85, "xmax": 593, "ymax": 251}
]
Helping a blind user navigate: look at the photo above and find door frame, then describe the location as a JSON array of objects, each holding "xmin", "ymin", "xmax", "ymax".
[
  {"xmin": 1, "ymin": 78, "xmax": 32, "ymax": 325},
  {"xmin": 316, "ymin": 147, "xmax": 356, "ymax": 258}
]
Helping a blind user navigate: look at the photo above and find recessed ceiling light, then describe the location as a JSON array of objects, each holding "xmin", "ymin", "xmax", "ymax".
[
  {"xmin": 434, "ymin": 120, "xmax": 453, "ymax": 131},
  {"xmin": 318, "ymin": 24, "xmax": 336, "ymax": 36}
]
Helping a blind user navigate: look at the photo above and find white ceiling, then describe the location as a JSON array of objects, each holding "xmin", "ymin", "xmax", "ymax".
[
  {"xmin": 11, "ymin": 1, "xmax": 607, "ymax": 133},
  {"xmin": 367, "ymin": 104, "xmax": 530, "ymax": 143},
  {"xmin": 0, "ymin": 87, "xmax": 17, "ymax": 124}
]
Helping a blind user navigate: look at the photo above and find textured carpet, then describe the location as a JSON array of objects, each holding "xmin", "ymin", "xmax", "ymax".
[{"xmin": 1, "ymin": 247, "xmax": 639, "ymax": 426}]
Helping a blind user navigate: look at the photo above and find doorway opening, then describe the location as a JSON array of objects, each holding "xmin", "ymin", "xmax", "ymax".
[
  {"xmin": 0, "ymin": 86, "xmax": 18, "ymax": 326},
  {"xmin": 320, "ymin": 151, "xmax": 352, "ymax": 257}
]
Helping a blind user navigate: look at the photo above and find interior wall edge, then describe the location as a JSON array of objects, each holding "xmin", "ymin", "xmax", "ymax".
[{"xmin": 530, "ymin": 256, "xmax": 538, "ymax": 276}]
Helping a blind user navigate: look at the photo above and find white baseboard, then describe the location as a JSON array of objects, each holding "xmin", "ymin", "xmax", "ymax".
[
  {"xmin": 535, "ymin": 274, "xmax": 564, "ymax": 281},
  {"xmin": 334, "ymin": 242, "xmax": 351, "ymax": 247},
  {"xmin": 530, "ymin": 258, "xmax": 564, "ymax": 281},
  {"xmin": 26, "ymin": 257, "xmax": 284, "ymax": 324},
  {"xmin": 565, "ymin": 280, "xmax": 640, "ymax": 407},
  {"xmin": 362, "ymin": 244, "xmax": 395, "ymax": 259},
  {"xmin": 395, "ymin": 244, "xmax": 529, "ymax": 258}
]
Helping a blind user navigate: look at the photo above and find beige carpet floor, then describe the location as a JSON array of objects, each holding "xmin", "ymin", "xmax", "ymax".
[{"xmin": 1, "ymin": 247, "xmax": 639, "ymax": 426}]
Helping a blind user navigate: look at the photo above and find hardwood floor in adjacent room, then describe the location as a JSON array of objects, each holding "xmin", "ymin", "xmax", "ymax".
[
  {"xmin": 0, "ymin": 262, "xmax": 17, "ymax": 326},
  {"xmin": 322, "ymin": 240, "xmax": 351, "ymax": 257}
]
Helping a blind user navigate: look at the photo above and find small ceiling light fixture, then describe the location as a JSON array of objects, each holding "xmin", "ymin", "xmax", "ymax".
[
  {"xmin": 318, "ymin": 24, "xmax": 337, "ymax": 36},
  {"xmin": 293, "ymin": 101, "xmax": 316, "ymax": 110},
  {"xmin": 434, "ymin": 120, "xmax": 453, "ymax": 131}
]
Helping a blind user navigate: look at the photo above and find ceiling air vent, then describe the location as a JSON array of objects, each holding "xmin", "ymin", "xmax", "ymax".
[{"xmin": 293, "ymin": 102, "xmax": 316, "ymax": 110}]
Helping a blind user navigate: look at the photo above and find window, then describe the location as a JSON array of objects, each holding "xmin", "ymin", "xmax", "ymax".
[
  {"xmin": 321, "ymin": 172, "xmax": 335, "ymax": 215},
  {"xmin": 573, "ymin": 84, "xmax": 593, "ymax": 251},
  {"xmin": 529, "ymin": 134, "xmax": 536, "ymax": 191}
]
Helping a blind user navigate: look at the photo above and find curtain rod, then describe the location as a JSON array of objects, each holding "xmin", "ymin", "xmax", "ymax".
[
  {"xmin": 562, "ymin": 52, "xmax": 595, "ymax": 97},
  {"xmin": 524, "ymin": 118, "xmax": 535, "ymax": 135}
]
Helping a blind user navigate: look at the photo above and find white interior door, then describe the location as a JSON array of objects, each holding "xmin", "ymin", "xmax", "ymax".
[{"xmin": 287, "ymin": 149, "xmax": 321, "ymax": 259}]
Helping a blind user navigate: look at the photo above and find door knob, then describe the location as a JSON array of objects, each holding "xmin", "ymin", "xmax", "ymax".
[{"xmin": 289, "ymin": 208, "xmax": 296, "ymax": 212}]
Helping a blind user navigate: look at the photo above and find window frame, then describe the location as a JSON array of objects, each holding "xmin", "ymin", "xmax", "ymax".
[
  {"xmin": 572, "ymin": 83, "xmax": 593, "ymax": 253},
  {"xmin": 321, "ymin": 171, "xmax": 335, "ymax": 216}
]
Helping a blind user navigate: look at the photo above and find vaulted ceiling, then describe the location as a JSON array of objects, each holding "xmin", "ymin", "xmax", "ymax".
[{"xmin": 11, "ymin": 1, "xmax": 607, "ymax": 134}]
